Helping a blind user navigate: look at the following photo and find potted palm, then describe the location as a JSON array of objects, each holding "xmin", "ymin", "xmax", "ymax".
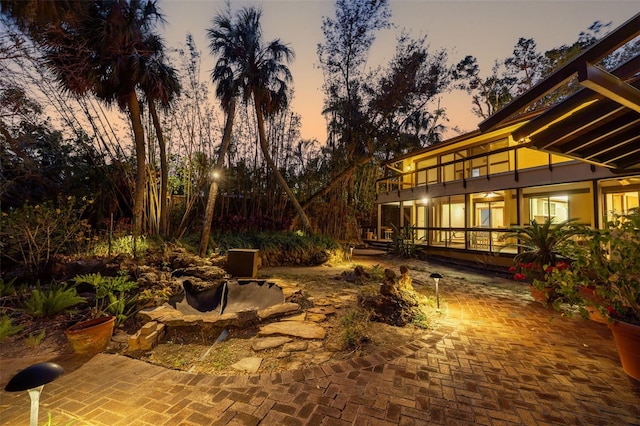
[
  {"xmin": 503, "ymin": 218, "xmax": 586, "ymax": 303},
  {"xmin": 64, "ymin": 273, "xmax": 138, "ymax": 355}
]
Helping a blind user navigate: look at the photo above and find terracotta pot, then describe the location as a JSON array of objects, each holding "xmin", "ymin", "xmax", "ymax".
[
  {"xmin": 529, "ymin": 285, "xmax": 554, "ymax": 303},
  {"xmin": 65, "ymin": 316, "xmax": 115, "ymax": 355},
  {"xmin": 579, "ymin": 286, "xmax": 608, "ymax": 323},
  {"xmin": 609, "ymin": 320, "xmax": 640, "ymax": 381},
  {"xmin": 585, "ymin": 306, "xmax": 608, "ymax": 324}
]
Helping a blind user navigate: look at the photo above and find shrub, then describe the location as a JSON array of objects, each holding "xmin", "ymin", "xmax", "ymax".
[
  {"xmin": 390, "ymin": 224, "xmax": 421, "ymax": 258},
  {"xmin": 0, "ymin": 315, "xmax": 23, "ymax": 341},
  {"xmin": 73, "ymin": 273, "xmax": 138, "ymax": 326},
  {"xmin": 411, "ymin": 310, "xmax": 432, "ymax": 329},
  {"xmin": 23, "ymin": 283, "xmax": 85, "ymax": 317},
  {"xmin": 0, "ymin": 277, "xmax": 18, "ymax": 297},
  {"xmin": 340, "ymin": 308, "xmax": 371, "ymax": 351},
  {"xmin": 208, "ymin": 230, "xmax": 339, "ymax": 265},
  {"xmin": 25, "ymin": 330, "xmax": 46, "ymax": 347},
  {"xmin": 369, "ymin": 264, "xmax": 385, "ymax": 281},
  {"xmin": 1, "ymin": 196, "xmax": 92, "ymax": 278},
  {"xmin": 549, "ymin": 209, "xmax": 640, "ymax": 325},
  {"xmin": 89, "ymin": 234, "xmax": 148, "ymax": 257},
  {"xmin": 504, "ymin": 217, "xmax": 586, "ymax": 281}
]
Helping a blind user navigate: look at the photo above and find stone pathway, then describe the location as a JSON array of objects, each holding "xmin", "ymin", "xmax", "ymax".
[{"xmin": 2, "ymin": 261, "xmax": 640, "ymax": 425}]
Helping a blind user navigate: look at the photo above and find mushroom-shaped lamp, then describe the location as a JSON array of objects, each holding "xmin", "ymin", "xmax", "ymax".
[{"xmin": 5, "ymin": 362, "xmax": 64, "ymax": 426}]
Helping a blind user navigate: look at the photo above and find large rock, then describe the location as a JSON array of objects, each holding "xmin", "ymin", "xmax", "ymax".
[
  {"xmin": 172, "ymin": 265, "xmax": 228, "ymax": 282},
  {"xmin": 281, "ymin": 313, "xmax": 306, "ymax": 321},
  {"xmin": 259, "ymin": 321, "xmax": 326, "ymax": 339},
  {"xmin": 282, "ymin": 341, "xmax": 308, "ymax": 352},
  {"xmin": 358, "ymin": 291, "xmax": 421, "ymax": 327},
  {"xmin": 170, "ymin": 249, "xmax": 212, "ymax": 269},
  {"xmin": 231, "ymin": 357, "xmax": 262, "ymax": 373},
  {"xmin": 398, "ymin": 265, "xmax": 414, "ymax": 292},
  {"xmin": 258, "ymin": 303, "xmax": 300, "ymax": 320},
  {"xmin": 252, "ymin": 337, "xmax": 292, "ymax": 351}
]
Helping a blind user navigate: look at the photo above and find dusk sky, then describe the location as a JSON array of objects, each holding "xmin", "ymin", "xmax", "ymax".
[{"xmin": 159, "ymin": 0, "xmax": 640, "ymax": 142}]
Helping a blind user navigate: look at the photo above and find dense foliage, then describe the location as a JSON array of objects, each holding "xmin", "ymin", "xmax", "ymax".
[
  {"xmin": 543, "ymin": 210, "xmax": 640, "ymax": 325},
  {"xmin": 1, "ymin": 0, "xmax": 637, "ymax": 259}
]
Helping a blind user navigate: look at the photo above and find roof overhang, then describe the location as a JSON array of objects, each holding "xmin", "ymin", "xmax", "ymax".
[{"xmin": 479, "ymin": 13, "xmax": 640, "ymax": 173}]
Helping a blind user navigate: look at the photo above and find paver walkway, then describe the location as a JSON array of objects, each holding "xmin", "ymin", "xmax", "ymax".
[{"xmin": 2, "ymin": 261, "xmax": 640, "ymax": 425}]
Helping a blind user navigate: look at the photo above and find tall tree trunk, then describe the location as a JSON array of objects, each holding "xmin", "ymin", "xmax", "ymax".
[
  {"xmin": 149, "ymin": 100, "xmax": 169, "ymax": 237},
  {"xmin": 199, "ymin": 98, "xmax": 237, "ymax": 257},
  {"xmin": 254, "ymin": 99, "xmax": 312, "ymax": 234},
  {"xmin": 127, "ymin": 91, "xmax": 146, "ymax": 244}
]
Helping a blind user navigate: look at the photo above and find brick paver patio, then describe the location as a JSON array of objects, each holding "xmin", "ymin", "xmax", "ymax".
[{"xmin": 2, "ymin": 261, "xmax": 639, "ymax": 425}]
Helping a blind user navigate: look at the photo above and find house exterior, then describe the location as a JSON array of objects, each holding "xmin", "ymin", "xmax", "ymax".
[{"xmin": 374, "ymin": 13, "xmax": 640, "ymax": 268}]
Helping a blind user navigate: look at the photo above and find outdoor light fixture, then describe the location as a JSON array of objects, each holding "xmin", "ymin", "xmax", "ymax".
[
  {"xmin": 429, "ymin": 272, "xmax": 443, "ymax": 310},
  {"xmin": 421, "ymin": 197, "xmax": 429, "ymax": 204},
  {"xmin": 4, "ymin": 362, "xmax": 64, "ymax": 426},
  {"xmin": 212, "ymin": 170, "xmax": 220, "ymax": 180}
]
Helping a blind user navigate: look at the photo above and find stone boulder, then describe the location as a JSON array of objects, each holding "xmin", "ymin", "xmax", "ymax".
[
  {"xmin": 358, "ymin": 267, "xmax": 422, "ymax": 327},
  {"xmin": 398, "ymin": 265, "xmax": 414, "ymax": 292},
  {"xmin": 172, "ymin": 265, "xmax": 228, "ymax": 282},
  {"xmin": 340, "ymin": 265, "xmax": 370, "ymax": 284}
]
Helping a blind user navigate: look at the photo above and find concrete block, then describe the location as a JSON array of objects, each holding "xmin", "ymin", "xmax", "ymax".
[
  {"xmin": 140, "ymin": 321, "xmax": 158, "ymax": 336},
  {"xmin": 128, "ymin": 330, "xmax": 141, "ymax": 351},
  {"xmin": 227, "ymin": 249, "xmax": 260, "ymax": 278},
  {"xmin": 140, "ymin": 330, "xmax": 159, "ymax": 350}
]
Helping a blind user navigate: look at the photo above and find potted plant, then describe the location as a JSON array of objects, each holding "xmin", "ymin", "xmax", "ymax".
[
  {"xmin": 578, "ymin": 210, "xmax": 640, "ymax": 380},
  {"xmin": 503, "ymin": 218, "xmax": 586, "ymax": 303},
  {"xmin": 541, "ymin": 256, "xmax": 608, "ymax": 323},
  {"xmin": 64, "ymin": 273, "xmax": 138, "ymax": 355},
  {"xmin": 543, "ymin": 209, "xmax": 640, "ymax": 380}
]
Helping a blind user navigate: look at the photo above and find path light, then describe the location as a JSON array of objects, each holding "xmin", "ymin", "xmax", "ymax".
[
  {"xmin": 430, "ymin": 272, "xmax": 443, "ymax": 310},
  {"xmin": 4, "ymin": 362, "xmax": 64, "ymax": 426}
]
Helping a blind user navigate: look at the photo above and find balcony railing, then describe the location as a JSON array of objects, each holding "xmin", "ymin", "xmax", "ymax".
[
  {"xmin": 395, "ymin": 226, "xmax": 519, "ymax": 255},
  {"xmin": 377, "ymin": 144, "xmax": 552, "ymax": 193}
]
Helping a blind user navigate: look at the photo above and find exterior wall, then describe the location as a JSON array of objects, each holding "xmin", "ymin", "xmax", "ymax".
[{"xmin": 375, "ymin": 123, "xmax": 640, "ymax": 265}]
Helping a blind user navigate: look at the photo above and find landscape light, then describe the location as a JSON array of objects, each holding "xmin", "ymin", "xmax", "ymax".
[
  {"xmin": 5, "ymin": 362, "xmax": 64, "ymax": 426},
  {"xmin": 430, "ymin": 272, "xmax": 443, "ymax": 310}
]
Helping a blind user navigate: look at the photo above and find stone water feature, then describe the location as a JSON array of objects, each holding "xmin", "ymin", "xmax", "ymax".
[
  {"xmin": 136, "ymin": 266, "xmax": 331, "ymax": 372},
  {"xmin": 133, "ymin": 256, "xmax": 350, "ymax": 373},
  {"xmin": 139, "ymin": 274, "xmax": 303, "ymax": 328}
]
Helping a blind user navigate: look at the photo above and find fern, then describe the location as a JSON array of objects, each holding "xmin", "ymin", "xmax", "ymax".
[
  {"xmin": 0, "ymin": 277, "xmax": 18, "ymax": 297},
  {"xmin": 23, "ymin": 284, "xmax": 85, "ymax": 317},
  {"xmin": 0, "ymin": 315, "xmax": 24, "ymax": 341},
  {"xmin": 25, "ymin": 330, "xmax": 46, "ymax": 347}
]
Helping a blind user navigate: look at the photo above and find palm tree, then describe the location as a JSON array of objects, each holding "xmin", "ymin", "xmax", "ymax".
[
  {"xmin": 4, "ymin": 0, "xmax": 168, "ymax": 240},
  {"xmin": 235, "ymin": 7, "xmax": 312, "ymax": 233},
  {"xmin": 0, "ymin": 0, "xmax": 76, "ymax": 29},
  {"xmin": 28, "ymin": 0, "xmax": 171, "ymax": 242},
  {"xmin": 200, "ymin": 9, "xmax": 239, "ymax": 257},
  {"xmin": 503, "ymin": 217, "xmax": 586, "ymax": 278},
  {"xmin": 200, "ymin": 6, "xmax": 312, "ymax": 256},
  {"xmin": 140, "ymin": 55, "xmax": 181, "ymax": 237}
]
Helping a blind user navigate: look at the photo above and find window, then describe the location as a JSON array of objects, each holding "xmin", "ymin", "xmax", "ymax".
[
  {"xmin": 529, "ymin": 195, "xmax": 568, "ymax": 223},
  {"xmin": 430, "ymin": 195, "xmax": 465, "ymax": 247},
  {"xmin": 605, "ymin": 191, "xmax": 639, "ymax": 221}
]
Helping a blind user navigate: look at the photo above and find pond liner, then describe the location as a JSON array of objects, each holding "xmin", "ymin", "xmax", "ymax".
[{"xmin": 171, "ymin": 279, "xmax": 284, "ymax": 316}]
